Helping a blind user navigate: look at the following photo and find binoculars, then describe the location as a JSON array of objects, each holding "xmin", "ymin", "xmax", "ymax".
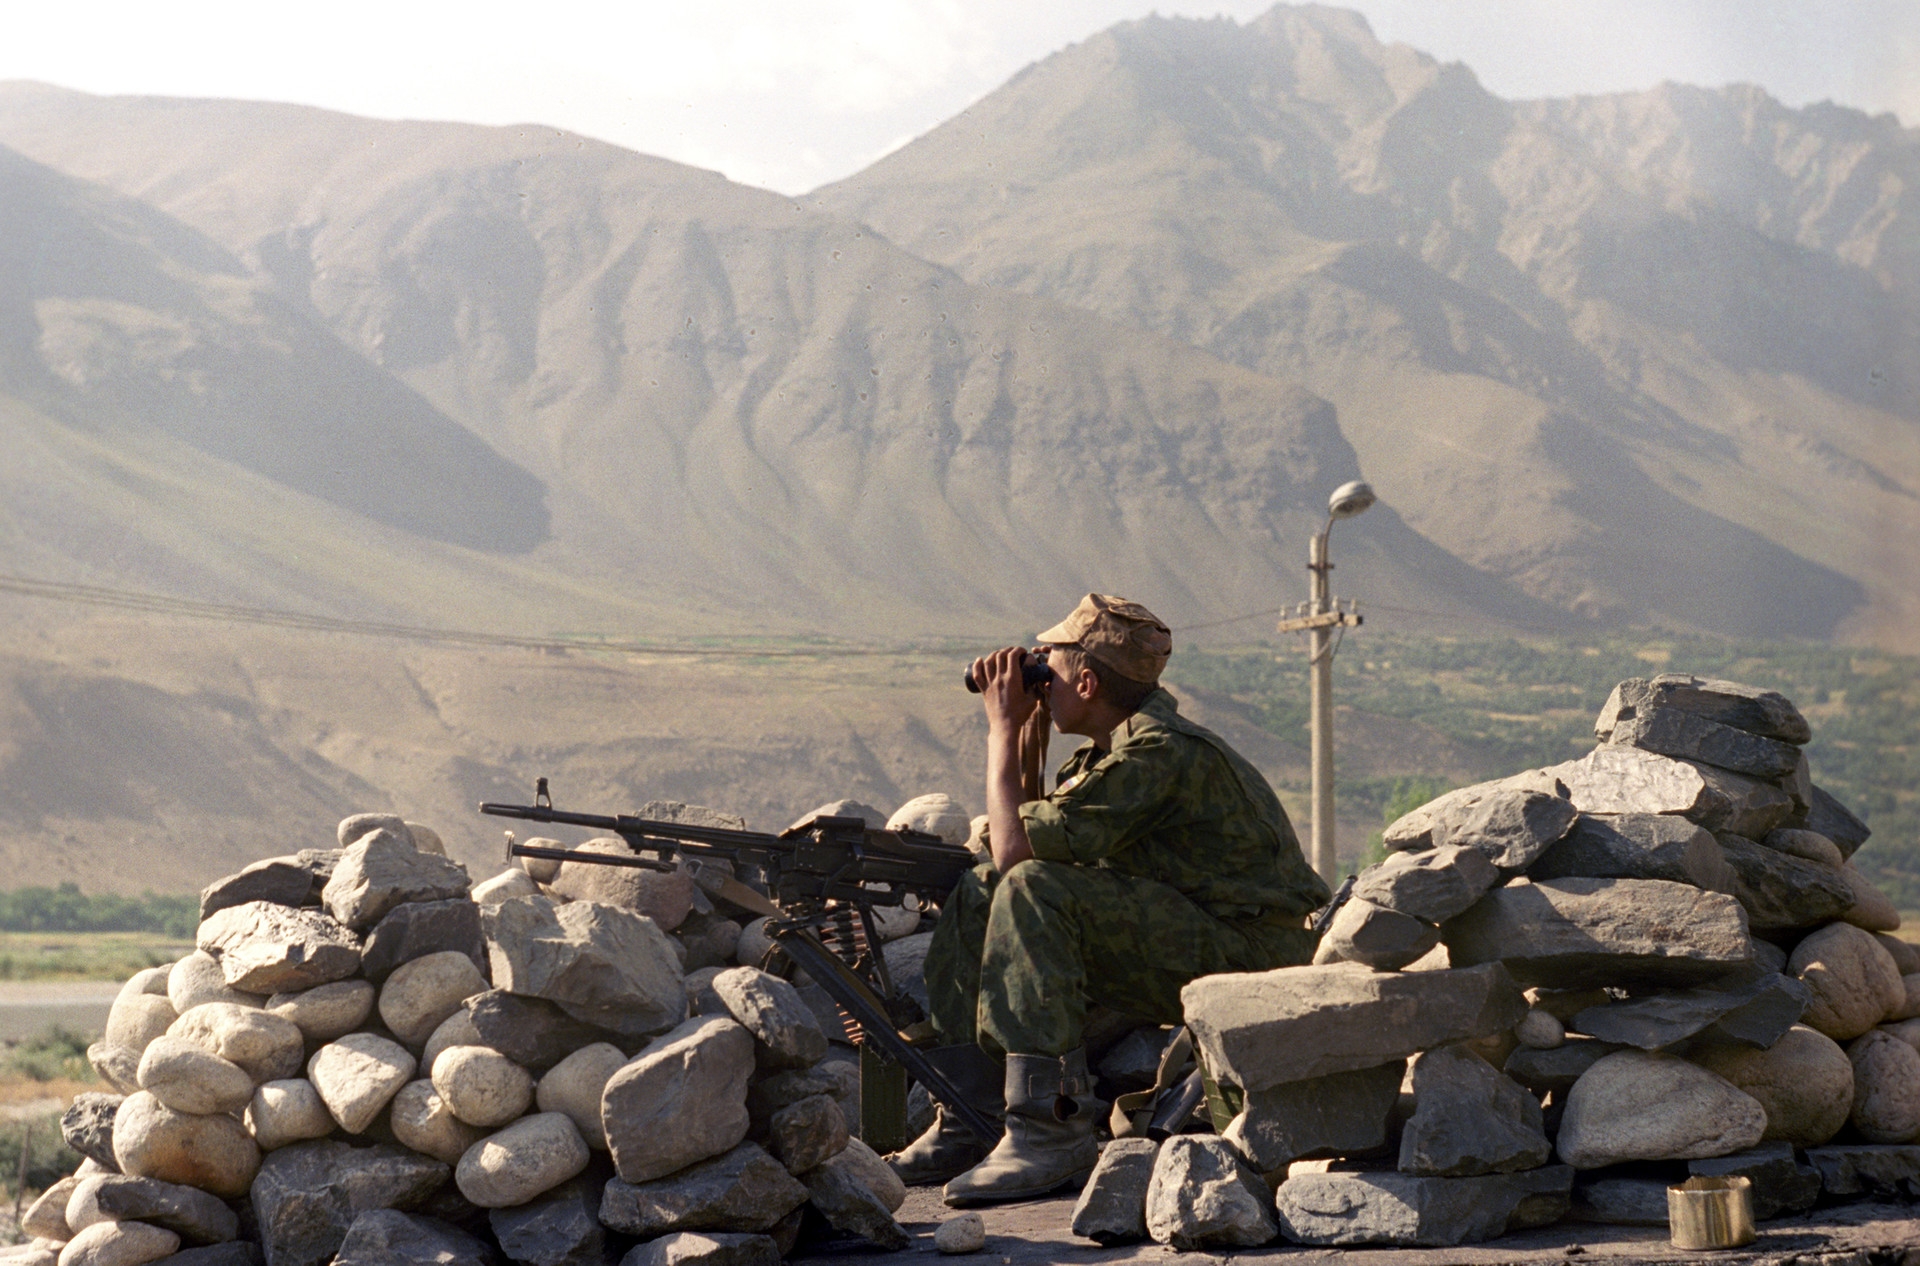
[{"xmin": 962, "ymin": 649, "xmax": 1053, "ymax": 694}]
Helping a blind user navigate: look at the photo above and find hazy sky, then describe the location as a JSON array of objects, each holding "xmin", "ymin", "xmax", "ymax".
[{"xmin": 3, "ymin": 1, "xmax": 1914, "ymax": 194}]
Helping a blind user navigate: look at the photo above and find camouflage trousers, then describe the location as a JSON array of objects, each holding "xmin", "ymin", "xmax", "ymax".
[{"xmin": 924, "ymin": 859, "xmax": 1317, "ymax": 1058}]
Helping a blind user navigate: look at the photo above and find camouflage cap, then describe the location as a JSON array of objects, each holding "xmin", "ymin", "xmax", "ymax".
[{"xmin": 1037, "ymin": 594, "xmax": 1172, "ymax": 685}]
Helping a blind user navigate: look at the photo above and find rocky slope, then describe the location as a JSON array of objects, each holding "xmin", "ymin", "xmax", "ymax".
[{"xmin": 816, "ymin": 4, "xmax": 1920, "ymax": 645}]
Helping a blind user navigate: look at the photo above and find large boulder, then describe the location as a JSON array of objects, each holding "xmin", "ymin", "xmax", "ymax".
[
  {"xmin": 170, "ymin": 1002, "xmax": 306, "ymax": 1083},
  {"xmin": 197, "ymin": 903, "xmax": 362, "ymax": 993},
  {"xmin": 1273, "ymin": 1167, "xmax": 1574, "ymax": 1247},
  {"xmin": 597, "ymin": 1143, "xmax": 807, "ymax": 1237},
  {"xmin": 111, "ymin": 1090, "xmax": 261, "ymax": 1198},
  {"xmin": 379, "ymin": 951, "xmax": 490, "ymax": 1048},
  {"xmin": 1840, "ymin": 864, "xmax": 1903, "ymax": 933},
  {"xmin": 1536, "ymin": 745, "xmax": 1794, "ymax": 839},
  {"xmin": 1687, "ymin": 1026, "xmax": 1850, "ymax": 1148},
  {"xmin": 167, "ymin": 950, "xmax": 268, "ymax": 1014},
  {"xmin": 331, "ymin": 1209, "xmax": 493, "ymax": 1266},
  {"xmin": 62, "ymin": 1093, "xmax": 123, "ymax": 1169},
  {"xmin": 267, "ymin": 980, "xmax": 376, "ymax": 1043},
  {"xmin": 710, "ymin": 968, "xmax": 829, "ymax": 1069},
  {"xmin": 1555, "ymin": 1050, "xmax": 1767, "ymax": 1168},
  {"xmin": 200, "ymin": 857, "xmax": 316, "ymax": 920},
  {"xmin": 307, "ymin": 1033, "xmax": 417, "ymax": 1135},
  {"xmin": 548, "ymin": 838, "xmax": 699, "ymax": 932},
  {"xmin": 1598, "ymin": 698, "xmax": 1803, "ymax": 780},
  {"xmin": 104, "ymin": 990, "xmax": 177, "ymax": 1060},
  {"xmin": 1398, "ymin": 1044, "xmax": 1551, "ymax": 1176},
  {"xmin": 248, "ymin": 1140, "xmax": 451, "ymax": 1266},
  {"xmin": 535, "ymin": 1043, "xmax": 627, "ymax": 1149},
  {"xmin": 388, "ymin": 1080, "xmax": 489, "ymax": 1166},
  {"xmin": 322, "ymin": 832, "xmax": 470, "ymax": 931},
  {"xmin": 1790, "ymin": 922, "xmax": 1907, "ymax": 1040},
  {"xmin": 1594, "ymin": 675, "xmax": 1810, "ymax": 745},
  {"xmin": 463, "ymin": 992, "xmax": 626, "ymax": 1073},
  {"xmin": 1441, "ymin": 877, "xmax": 1752, "ymax": 989},
  {"xmin": 1389, "ymin": 788, "xmax": 1577, "ymax": 871},
  {"xmin": 487, "ymin": 1176, "xmax": 606, "ymax": 1266},
  {"xmin": 1715, "ymin": 835, "xmax": 1856, "ymax": 931},
  {"xmin": 1847, "ymin": 1030, "xmax": 1920, "ymax": 1143},
  {"xmin": 1352, "ymin": 845, "xmax": 1499, "ymax": 923},
  {"xmin": 887, "ymin": 794, "xmax": 971, "ymax": 843},
  {"xmin": 246, "ymin": 1079, "xmax": 337, "ymax": 1152},
  {"xmin": 602, "ymin": 1016, "xmax": 755, "ymax": 1183},
  {"xmin": 1141, "ymin": 1136, "xmax": 1276, "ymax": 1251},
  {"xmin": 52, "ymin": 1221, "xmax": 178, "ymax": 1265},
  {"xmin": 454, "ymin": 1112, "xmax": 591, "ymax": 1208},
  {"xmin": 432, "ymin": 1045, "xmax": 534, "ymax": 1128},
  {"xmin": 358, "ymin": 899, "xmax": 487, "ymax": 982},
  {"xmin": 796, "ymin": 1154, "xmax": 911, "ymax": 1250},
  {"xmin": 136, "ymin": 1036, "xmax": 255, "ymax": 1116},
  {"xmin": 1528, "ymin": 814, "xmax": 1734, "ymax": 890},
  {"xmin": 765, "ymin": 1094, "xmax": 848, "ymax": 1174},
  {"xmin": 484, "ymin": 897, "xmax": 685, "ymax": 1039},
  {"xmin": 1221, "ymin": 1061, "xmax": 1403, "ymax": 1173},
  {"xmin": 1317, "ymin": 899, "xmax": 1439, "ymax": 971},
  {"xmin": 1184, "ymin": 963, "xmax": 1527, "ymax": 1094},
  {"xmin": 1070, "ymin": 1138, "xmax": 1159, "ymax": 1245}
]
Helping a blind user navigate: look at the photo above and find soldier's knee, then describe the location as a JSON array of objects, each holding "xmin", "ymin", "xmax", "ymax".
[{"xmin": 996, "ymin": 857, "xmax": 1077, "ymax": 906}]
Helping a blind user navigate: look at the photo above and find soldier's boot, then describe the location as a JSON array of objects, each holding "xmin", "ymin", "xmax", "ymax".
[
  {"xmin": 886, "ymin": 1044, "xmax": 1006, "ymax": 1186},
  {"xmin": 941, "ymin": 1049, "xmax": 1099, "ymax": 1206}
]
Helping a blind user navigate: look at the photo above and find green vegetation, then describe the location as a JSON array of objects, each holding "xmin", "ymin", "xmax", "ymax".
[
  {"xmin": 0, "ymin": 885, "xmax": 197, "ymax": 938},
  {"xmin": 2, "ymin": 1027, "xmax": 93, "ymax": 1084},
  {"xmin": 0, "ymin": 931, "xmax": 193, "ymax": 982},
  {"xmin": 1172, "ymin": 632, "xmax": 1920, "ymax": 908}
]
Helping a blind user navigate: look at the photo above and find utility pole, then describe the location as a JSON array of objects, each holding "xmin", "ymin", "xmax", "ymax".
[{"xmin": 1277, "ymin": 481, "xmax": 1375, "ymax": 886}]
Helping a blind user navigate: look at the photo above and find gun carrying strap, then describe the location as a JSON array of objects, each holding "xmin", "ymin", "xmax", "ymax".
[
  {"xmin": 1019, "ymin": 697, "xmax": 1052, "ymax": 802},
  {"xmin": 1109, "ymin": 1025, "xmax": 1195, "ymax": 1139}
]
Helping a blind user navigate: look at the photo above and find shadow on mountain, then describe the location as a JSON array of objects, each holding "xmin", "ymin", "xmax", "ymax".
[
  {"xmin": 0, "ymin": 145, "xmax": 548, "ymax": 553},
  {"xmin": 1540, "ymin": 414, "xmax": 1865, "ymax": 639}
]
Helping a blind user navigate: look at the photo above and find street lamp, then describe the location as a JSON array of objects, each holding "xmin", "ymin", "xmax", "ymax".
[{"xmin": 1278, "ymin": 480, "xmax": 1376, "ymax": 886}]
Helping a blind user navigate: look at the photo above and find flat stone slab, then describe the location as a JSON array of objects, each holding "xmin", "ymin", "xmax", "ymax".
[
  {"xmin": 1528, "ymin": 814, "xmax": 1734, "ymax": 890},
  {"xmin": 201, "ymin": 858, "xmax": 315, "ymax": 920},
  {"xmin": 1809, "ymin": 785, "xmax": 1871, "ymax": 858},
  {"xmin": 1690, "ymin": 1143, "xmax": 1821, "ymax": 1219},
  {"xmin": 1595, "ymin": 675, "xmax": 1810, "ymax": 746},
  {"xmin": 1569, "ymin": 971, "xmax": 1811, "ymax": 1049},
  {"xmin": 1804, "ymin": 1143, "xmax": 1920, "ymax": 1197},
  {"xmin": 1442, "ymin": 877, "xmax": 1753, "ymax": 989},
  {"xmin": 1535, "ymin": 746, "xmax": 1794, "ymax": 840},
  {"xmin": 358, "ymin": 898, "xmax": 487, "ymax": 982},
  {"xmin": 1273, "ymin": 1166, "xmax": 1574, "ymax": 1247},
  {"xmin": 1184, "ymin": 963, "xmax": 1527, "ymax": 1094},
  {"xmin": 1503, "ymin": 1040, "xmax": 1627, "ymax": 1096},
  {"xmin": 1600, "ymin": 703, "xmax": 1803, "ymax": 780},
  {"xmin": 197, "ymin": 903, "xmax": 363, "ymax": 994},
  {"xmin": 1715, "ymin": 835, "xmax": 1856, "ymax": 931},
  {"xmin": 1567, "ymin": 1176, "xmax": 1670, "ymax": 1226}
]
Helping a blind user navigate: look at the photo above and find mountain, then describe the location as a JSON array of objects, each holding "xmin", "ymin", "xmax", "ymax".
[
  {"xmin": 815, "ymin": 4, "xmax": 1920, "ymax": 647},
  {"xmin": 0, "ymin": 81, "xmax": 1545, "ymax": 642}
]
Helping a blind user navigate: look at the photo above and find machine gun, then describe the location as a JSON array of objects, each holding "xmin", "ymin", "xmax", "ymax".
[{"xmin": 478, "ymin": 779, "xmax": 993, "ymax": 1145}]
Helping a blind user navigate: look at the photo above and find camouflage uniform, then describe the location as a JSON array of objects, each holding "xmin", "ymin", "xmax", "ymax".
[{"xmin": 925, "ymin": 687, "xmax": 1328, "ymax": 1057}]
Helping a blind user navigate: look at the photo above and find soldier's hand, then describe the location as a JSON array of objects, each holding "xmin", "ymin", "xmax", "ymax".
[{"xmin": 972, "ymin": 646, "xmax": 1039, "ymax": 734}]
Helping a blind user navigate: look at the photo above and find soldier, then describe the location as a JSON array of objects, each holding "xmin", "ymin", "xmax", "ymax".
[{"xmin": 890, "ymin": 594, "xmax": 1329, "ymax": 1205}]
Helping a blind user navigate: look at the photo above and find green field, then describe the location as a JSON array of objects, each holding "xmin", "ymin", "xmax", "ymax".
[
  {"xmin": 0, "ymin": 931, "xmax": 192, "ymax": 982},
  {"xmin": 1172, "ymin": 631, "xmax": 1920, "ymax": 908}
]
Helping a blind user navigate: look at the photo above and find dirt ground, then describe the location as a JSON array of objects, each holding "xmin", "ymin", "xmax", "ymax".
[{"xmin": 796, "ymin": 1189, "xmax": 1920, "ymax": 1265}]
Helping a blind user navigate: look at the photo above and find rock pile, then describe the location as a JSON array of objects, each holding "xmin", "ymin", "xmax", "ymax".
[
  {"xmin": 1073, "ymin": 673, "xmax": 1920, "ymax": 1250},
  {"xmin": 8, "ymin": 801, "xmax": 948, "ymax": 1266}
]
